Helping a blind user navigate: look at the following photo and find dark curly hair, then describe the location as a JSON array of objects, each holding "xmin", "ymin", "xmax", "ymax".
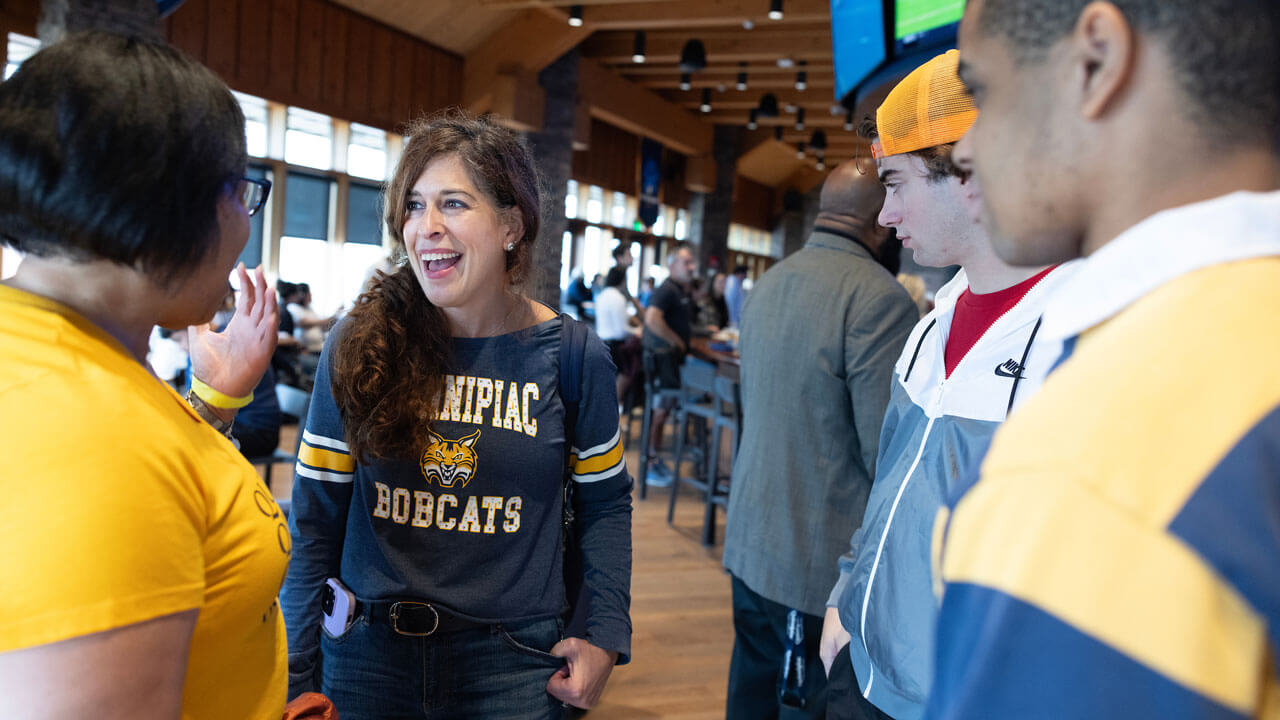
[{"xmin": 330, "ymin": 110, "xmax": 542, "ymax": 461}]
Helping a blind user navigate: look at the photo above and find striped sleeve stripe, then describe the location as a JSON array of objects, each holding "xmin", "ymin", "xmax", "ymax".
[
  {"xmin": 572, "ymin": 440, "xmax": 624, "ymax": 476},
  {"xmin": 573, "ymin": 454, "xmax": 626, "ymax": 484},
  {"xmin": 298, "ymin": 442, "xmax": 356, "ymax": 473},
  {"xmin": 302, "ymin": 429, "xmax": 350, "ymax": 452},
  {"xmin": 295, "ymin": 462, "xmax": 354, "ymax": 484},
  {"xmin": 571, "ymin": 428, "xmax": 621, "ymax": 461}
]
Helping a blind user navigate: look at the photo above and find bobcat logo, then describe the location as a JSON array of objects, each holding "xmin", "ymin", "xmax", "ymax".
[{"xmin": 420, "ymin": 429, "xmax": 480, "ymax": 489}]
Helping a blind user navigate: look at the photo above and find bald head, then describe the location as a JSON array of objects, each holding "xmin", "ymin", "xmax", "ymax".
[
  {"xmin": 818, "ymin": 158, "xmax": 885, "ymax": 222},
  {"xmin": 813, "ymin": 159, "xmax": 889, "ymax": 253}
]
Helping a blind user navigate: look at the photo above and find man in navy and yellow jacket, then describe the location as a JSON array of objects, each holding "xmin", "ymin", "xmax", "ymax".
[{"xmin": 927, "ymin": 0, "xmax": 1280, "ymax": 717}]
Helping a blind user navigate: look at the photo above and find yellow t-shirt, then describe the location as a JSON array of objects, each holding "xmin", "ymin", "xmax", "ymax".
[{"xmin": 0, "ymin": 284, "xmax": 289, "ymax": 719}]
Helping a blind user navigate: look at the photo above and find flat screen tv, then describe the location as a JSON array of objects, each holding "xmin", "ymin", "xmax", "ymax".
[
  {"xmin": 894, "ymin": 0, "xmax": 964, "ymax": 52},
  {"xmin": 830, "ymin": 0, "xmax": 887, "ymax": 101}
]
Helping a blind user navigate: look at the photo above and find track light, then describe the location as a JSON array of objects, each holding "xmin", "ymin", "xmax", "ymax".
[
  {"xmin": 769, "ymin": 0, "xmax": 783, "ymax": 21},
  {"xmin": 680, "ymin": 73, "xmax": 692, "ymax": 91},
  {"xmin": 568, "ymin": 4, "xmax": 583, "ymax": 26},
  {"xmin": 748, "ymin": 108, "xmax": 758, "ymax": 130},
  {"xmin": 844, "ymin": 107, "xmax": 854, "ymax": 131},
  {"xmin": 737, "ymin": 62, "xmax": 748, "ymax": 91},
  {"xmin": 796, "ymin": 141, "xmax": 806, "ymax": 160},
  {"xmin": 632, "ymin": 31, "xmax": 646, "ymax": 63},
  {"xmin": 795, "ymin": 60, "xmax": 807, "ymax": 90},
  {"xmin": 701, "ymin": 89, "xmax": 712, "ymax": 113},
  {"xmin": 795, "ymin": 107, "xmax": 806, "ymax": 131}
]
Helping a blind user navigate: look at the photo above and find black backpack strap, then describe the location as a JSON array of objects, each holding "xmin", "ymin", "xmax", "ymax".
[{"xmin": 558, "ymin": 314, "xmax": 591, "ymax": 633}]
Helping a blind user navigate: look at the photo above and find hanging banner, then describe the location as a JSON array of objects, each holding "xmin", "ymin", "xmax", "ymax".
[{"xmin": 638, "ymin": 138, "xmax": 662, "ymax": 229}]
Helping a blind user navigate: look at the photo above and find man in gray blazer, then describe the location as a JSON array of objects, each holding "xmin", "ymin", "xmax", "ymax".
[{"xmin": 722, "ymin": 159, "xmax": 918, "ymax": 719}]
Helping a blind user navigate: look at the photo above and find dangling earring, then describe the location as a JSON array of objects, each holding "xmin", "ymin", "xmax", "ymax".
[{"xmin": 506, "ymin": 242, "xmax": 516, "ymax": 251}]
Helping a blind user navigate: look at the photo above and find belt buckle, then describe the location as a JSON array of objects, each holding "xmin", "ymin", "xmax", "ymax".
[{"xmin": 389, "ymin": 601, "xmax": 439, "ymax": 637}]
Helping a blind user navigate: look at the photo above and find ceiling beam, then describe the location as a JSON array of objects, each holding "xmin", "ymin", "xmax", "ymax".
[
  {"xmin": 698, "ymin": 111, "xmax": 857, "ymax": 128},
  {"xmin": 580, "ymin": 26, "xmax": 833, "ymax": 65},
  {"xmin": 576, "ymin": 57, "xmax": 713, "ymax": 156},
  {"xmin": 617, "ymin": 62, "xmax": 833, "ymax": 77},
  {"xmin": 662, "ymin": 85, "xmax": 844, "ymax": 109},
  {"xmin": 570, "ymin": 0, "xmax": 829, "ymax": 30},
  {"xmin": 462, "ymin": 8, "xmax": 591, "ymax": 116}
]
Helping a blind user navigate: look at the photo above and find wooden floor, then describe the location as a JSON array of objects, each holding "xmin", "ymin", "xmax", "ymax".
[{"xmin": 265, "ymin": 427, "xmax": 735, "ymax": 720}]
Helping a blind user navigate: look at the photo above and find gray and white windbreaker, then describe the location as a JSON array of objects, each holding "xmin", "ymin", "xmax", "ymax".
[{"xmin": 827, "ymin": 263, "xmax": 1077, "ymax": 720}]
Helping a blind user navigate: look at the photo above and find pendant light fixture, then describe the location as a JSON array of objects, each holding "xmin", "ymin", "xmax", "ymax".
[
  {"xmin": 775, "ymin": 126, "xmax": 784, "ymax": 141},
  {"xmin": 568, "ymin": 5, "xmax": 583, "ymax": 26},
  {"xmin": 795, "ymin": 60, "xmax": 807, "ymax": 90},
  {"xmin": 737, "ymin": 62, "xmax": 748, "ymax": 91},
  {"xmin": 680, "ymin": 73, "xmax": 692, "ymax": 91},
  {"xmin": 701, "ymin": 89, "xmax": 713, "ymax": 113},
  {"xmin": 796, "ymin": 141, "xmax": 806, "ymax": 160},
  {"xmin": 679, "ymin": 39, "xmax": 707, "ymax": 73},
  {"xmin": 844, "ymin": 107, "xmax": 854, "ymax": 131},
  {"xmin": 748, "ymin": 108, "xmax": 758, "ymax": 130},
  {"xmin": 809, "ymin": 129, "xmax": 828, "ymax": 151},
  {"xmin": 758, "ymin": 92, "xmax": 780, "ymax": 117},
  {"xmin": 769, "ymin": 0, "xmax": 783, "ymax": 21},
  {"xmin": 632, "ymin": 31, "xmax": 646, "ymax": 63},
  {"xmin": 794, "ymin": 107, "xmax": 806, "ymax": 131}
]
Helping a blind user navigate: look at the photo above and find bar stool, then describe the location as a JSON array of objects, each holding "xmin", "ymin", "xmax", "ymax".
[
  {"xmin": 637, "ymin": 350, "xmax": 682, "ymax": 500},
  {"xmin": 701, "ymin": 374, "xmax": 742, "ymax": 545},
  {"xmin": 667, "ymin": 361, "xmax": 718, "ymax": 537}
]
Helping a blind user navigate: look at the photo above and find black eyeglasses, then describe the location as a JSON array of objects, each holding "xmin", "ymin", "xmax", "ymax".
[{"xmin": 235, "ymin": 177, "xmax": 272, "ymax": 217}]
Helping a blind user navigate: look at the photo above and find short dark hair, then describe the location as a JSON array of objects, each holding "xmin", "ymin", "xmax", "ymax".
[
  {"xmin": 611, "ymin": 242, "xmax": 629, "ymax": 260},
  {"xmin": 975, "ymin": 0, "xmax": 1280, "ymax": 148},
  {"xmin": 0, "ymin": 32, "xmax": 247, "ymax": 284},
  {"xmin": 604, "ymin": 266, "xmax": 627, "ymax": 288},
  {"xmin": 858, "ymin": 114, "xmax": 963, "ymax": 182}
]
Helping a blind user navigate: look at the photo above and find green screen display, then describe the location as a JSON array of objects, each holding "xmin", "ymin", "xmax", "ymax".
[{"xmin": 895, "ymin": 0, "xmax": 965, "ymax": 40}]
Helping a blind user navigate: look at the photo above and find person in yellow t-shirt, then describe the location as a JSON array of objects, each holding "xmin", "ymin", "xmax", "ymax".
[{"xmin": 0, "ymin": 33, "xmax": 300, "ymax": 719}]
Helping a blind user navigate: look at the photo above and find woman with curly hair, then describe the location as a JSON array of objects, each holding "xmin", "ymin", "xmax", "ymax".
[{"xmin": 282, "ymin": 111, "xmax": 633, "ymax": 719}]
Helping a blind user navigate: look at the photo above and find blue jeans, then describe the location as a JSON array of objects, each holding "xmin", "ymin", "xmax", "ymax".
[{"xmin": 321, "ymin": 613, "xmax": 568, "ymax": 720}]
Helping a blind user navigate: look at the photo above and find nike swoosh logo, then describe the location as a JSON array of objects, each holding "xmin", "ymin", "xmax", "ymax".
[{"xmin": 995, "ymin": 360, "xmax": 1024, "ymax": 379}]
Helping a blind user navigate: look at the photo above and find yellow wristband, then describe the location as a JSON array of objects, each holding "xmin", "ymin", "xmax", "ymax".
[{"xmin": 190, "ymin": 377, "xmax": 254, "ymax": 409}]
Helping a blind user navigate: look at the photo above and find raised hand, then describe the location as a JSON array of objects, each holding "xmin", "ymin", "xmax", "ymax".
[{"xmin": 189, "ymin": 264, "xmax": 278, "ymax": 399}]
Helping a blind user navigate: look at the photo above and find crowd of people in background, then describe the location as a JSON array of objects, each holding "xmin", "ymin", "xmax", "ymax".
[{"xmin": 3, "ymin": 1, "xmax": 1279, "ymax": 718}]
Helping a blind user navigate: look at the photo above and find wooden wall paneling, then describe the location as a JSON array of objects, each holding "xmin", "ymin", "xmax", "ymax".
[
  {"xmin": 732, "ymin": 177, "xmax": 774, "ymax": 231},
  {"xmin": 204, "ymin": 0, "xmax": 238, "ymax": 80},
  {"xmin": 367, "ymin": 24, "xmax": 394, "ymax": 123},
  {"xmin": 167, "ymin": 0, "xmax": 209, "ymax": 64},
  {"xmin": 409, "ymin": 44, "xmax": 433, "ymax": 122},
  {"xmin": 344, "ymin": 14, "xmax": 372, "ymax": 117},
  {"xmin": 390, "ymin": 33, "xmax": 415, "ymax": 126},
  {"xmin": 433, "ymin": 44, "xmax": 455, "ymax": 114},
  {"xmin": 294, "ymin": 0, "xmax": 325, "ymax": 106},
  {"xmin": 236, "ymin": 0, "xmax": 271, "ymax": 93},
  {"xmin": 0, "ymin": 0, "xmax": 40, "ymax": 36},
  {"xmin": 320, "ymin": 3, "xmax": 348, "ymax": 111},
  {"xmin": 267, "ymin": 0, "xmax": 299, "ymax": 98}
]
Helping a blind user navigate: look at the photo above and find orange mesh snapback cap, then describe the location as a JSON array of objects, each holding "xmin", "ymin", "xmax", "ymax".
[{"xmin": 872, "ymin": 49, "xmax": 977, "ymax": 159}]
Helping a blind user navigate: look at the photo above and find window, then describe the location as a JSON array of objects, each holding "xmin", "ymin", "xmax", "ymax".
[
  {"xmin": 346, "ymin": 182, "xmax": 383, "ymax": 246},
  {"xmin": 674, "ymin": 208, "xmax": 688, "ymax": 240},
  {"xmin": 582, "ymin": 226, "xmax": 604, "ymax": 281},
  {"xmin": 565, "ymin": 180, "xmax": 579, "ymax": 219},
  {"xmin": 237, "ymin": 164, "xmax": 272, "ymax": 268},
  {"xmin": 234, "ymin": 92, "xmax": 269, "ymax": 158},
  {"xmin": 610, "ymin": 191, "xmax": 627, "ymax": 228},
  {"xmin": 279, "ymin": 172, "xmax": 335, "ymax": 311},
  {"xmin": 560, "ymin": 230, "xmax": 573, "ymax": 291},
  {"xmin": 585, "ymin": 185, "xmax": 604, "ymax": 224},
  {"xmin": 347, "ymin": 123, "xmax": 387, "ymax": 181},
  {"xmin": 284, "ymin": 107, "xmax": 333, "ymax": 170},
  {"xmin": 4, "ymin": 33, "xmax": 39, "ymax": 81}
]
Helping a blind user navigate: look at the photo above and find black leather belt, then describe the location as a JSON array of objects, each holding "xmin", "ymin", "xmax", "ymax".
[{"xmin": 359, "ymin": 600, "xmax": 490, "ymax": 637}]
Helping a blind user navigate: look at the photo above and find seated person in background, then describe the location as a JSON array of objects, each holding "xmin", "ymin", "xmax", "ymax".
[
  {"xmin": 595, "ymin": 266, "xmax": 642, "ymax": 411},
  {"xmin": 638, "ymin": 277, "xmax": 655, "ymax": 308},
  {"xmin": 698, "ymin": 272, "xmax": 729, "ymax": 332},
  {"xmin": 564, "ymin": 267, "xmax": 594, "ymax": 322},
  {"xmin": 232, "ymin": 361, "xmax": 283, "ymax": 460},
  {"xmin": 641, "ymin": 242, "xmax": 698, "ymax": 485},
  {"xmin": 285, "ymin": 283, "xmax": 337, "ymax": 382},
  {"xmin": 274, "ymin": 280, "xmax": 305, "ymax": 388}
]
